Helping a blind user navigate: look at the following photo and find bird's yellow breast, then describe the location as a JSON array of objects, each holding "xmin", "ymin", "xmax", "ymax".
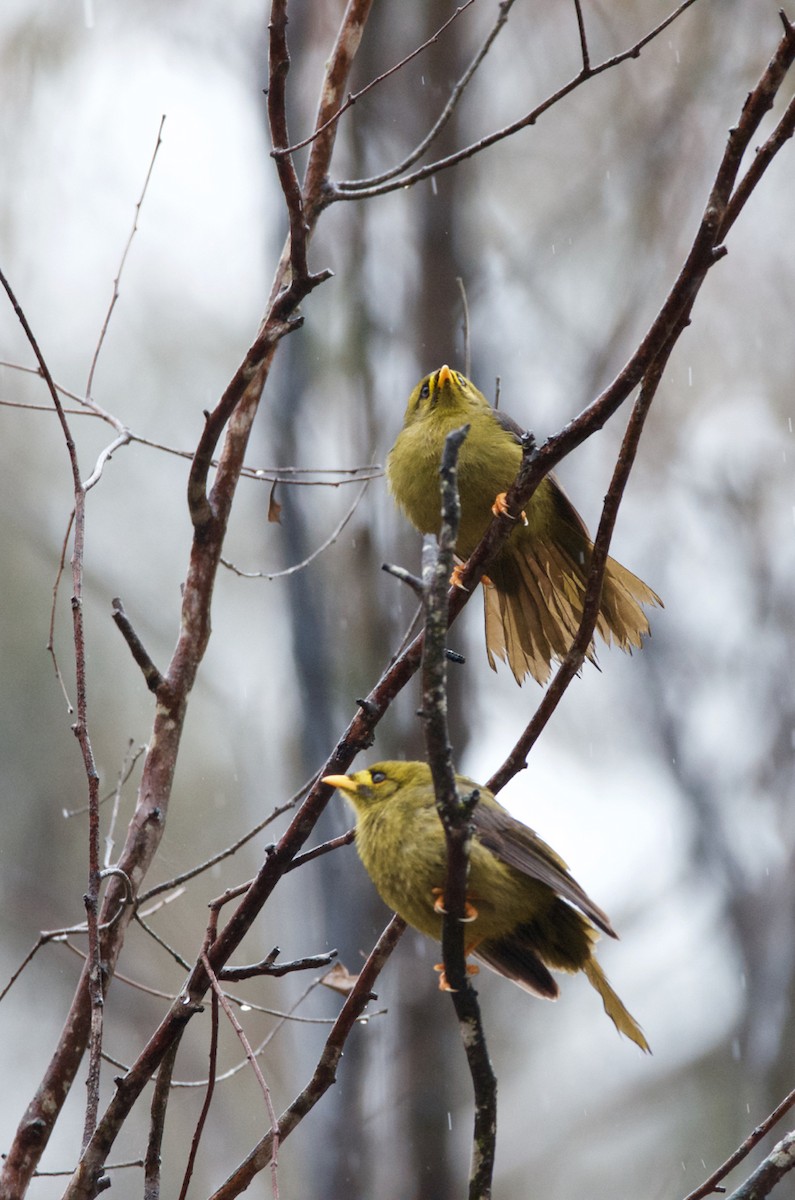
[
  {"xmin": 355, "ymin": 796, "xmax": 554, "ymax": 943},
  {"xmin": 387, "ymin": 407, "xmax": 526, "ymax": 553}
]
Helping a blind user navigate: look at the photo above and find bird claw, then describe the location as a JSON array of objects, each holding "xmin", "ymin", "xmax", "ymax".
[
  {"xmin": 491, "ymin": 491, "xmax": 528, "ymax": 525},
  {"xmin": 450, "ymin": 564, "xmax": 493, "ymax": 590},
  {"xmin": 450, "ymin": 564, "xmax": 469, "ymax": 592},
  {"xmin": 432, "ymin": 887, "xmax": 479, "ymax": 921},
  {"xmin": 434, "ymin": 962, "xmax": 480, "ymax": 991}
]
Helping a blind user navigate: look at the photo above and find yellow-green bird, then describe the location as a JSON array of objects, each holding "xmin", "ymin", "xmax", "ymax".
[
  {"xmin": 386, "ymin": 364, "xmax": 661, "ymax": 685},
  {"xmin": 323, "ymin": 761, "xmax": 648, "ymax": 1051}
]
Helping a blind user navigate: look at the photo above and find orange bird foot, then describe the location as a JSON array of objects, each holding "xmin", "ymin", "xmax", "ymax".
[
  {"xmin": 434, "ymin": 961, "xmax": 481, "ymax": 991},
  {"xmin": 431, "ymin": 887, "xmax": 479, "ymax": 922},
  {"xmin": 450, "ymin": 564, "xmax": 493, "ymax": 590},
  {"xmin": 492, "ymin": 491, "xmax": 528, "ymax": 525}
]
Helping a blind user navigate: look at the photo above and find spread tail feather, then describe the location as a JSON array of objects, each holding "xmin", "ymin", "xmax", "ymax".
[{"xmin": 483, "ymin": 532, "xmax": 661, "ymax": 685}]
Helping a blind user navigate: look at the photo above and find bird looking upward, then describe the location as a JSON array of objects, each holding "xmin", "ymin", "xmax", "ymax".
[{"xmin": 386, "ymin": 365, "xmax": 660, "ymax": 685}]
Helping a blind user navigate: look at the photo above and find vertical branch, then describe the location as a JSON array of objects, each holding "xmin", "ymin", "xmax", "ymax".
[
  {"xmin": 420, "ymin": 424, "xmax": 498, "ymax": 1200},
  {"xmin": 177, "ymin": 983, "xmax": 218, "ymax": 1200},
  {"xmin": 144, "ymin": 1038, "xmax": 180, "ymax": 1200},
  {"xmin": 0, "ymin": 268, "xmax": 105, "ymax": 1149}
]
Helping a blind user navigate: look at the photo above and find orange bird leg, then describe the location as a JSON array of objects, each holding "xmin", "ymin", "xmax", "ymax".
[
  {"xmin": 437, "ymin": 936, "xmax": 485, "ymax": 993},
  {"xmin": 431, "ymin": 887, "xmax": 479, "ymax": 921},
  {"xmin": 450, "ymin": 563, "xmax": 493, "ymax": 590},
  {"xmin": 431, "ymin": 889, "xmax": 481, "ymax": 990},
  {"xmin": 492, "ymin": 491, "xmax": 528, "ymax": 526}
]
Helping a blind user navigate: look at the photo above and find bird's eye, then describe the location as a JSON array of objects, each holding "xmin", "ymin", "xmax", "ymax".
[
  {"xmin": 455, "ymin": 372, "xmax": 465, "ymax": 386},
  {"xmin": 420, "ymin": 383, "xmax": 430, "ymax": 400},
  {"xmin": 370, "ymin": 770, "xmax": 386, "ymax": 784}
]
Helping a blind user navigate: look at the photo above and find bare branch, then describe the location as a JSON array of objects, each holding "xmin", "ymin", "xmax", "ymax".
[
  {"xmin": 177, "ymin": 981, "xmax": 218, "ymax": 1200},
  {"xmin": 572, "ymin": 0, "xmax": 590, "ymax": 73},
  {"xmin": 285, "ymin": 828, "xmax": 356, "ymax": 872},
  {"xmin": 275, "ymin": 0, "xmax": 477, "ymax": 158},
  {"xmin": 206, "ymin": 914, "xmax": 405, "ymax": 1200},
  {"xmin": 339, "ymin": 0, "xmax": 518, "ymax": 191},
  {"xmin": 86, "ymin": 114, "xmax": 166, "ymax": 399},
  {"xmin": 202, "ymin": 952, "xmax": 281, "ymax": 1199},
  {"xmin": 221, "ymin": 478, "xmax": 370, "ymax": 579},
  {"xmin": 420, "ymin": 426, "xmax": 498, "ymax": 1200},
  {"xmin": 682, "ymin": 1085, "xmax": 795, "ymax": 1200},
  {"xmin": 143, "ymin": 1036, "xmax": 179, "ymax": 1200},
  {"xmin": 487, "ymin": 342, "xmax": 671, "ymax": 793},
  {"xmin": 335, "ymin": 0, "xmax": 702, "ymax": 199},
  {"xmin": 111, "ymin": 599, "xmax": 164, "ymax": 694},
  {"xmin": 218, "ymin": 950, "xmax": 337, "ymax": 982}
]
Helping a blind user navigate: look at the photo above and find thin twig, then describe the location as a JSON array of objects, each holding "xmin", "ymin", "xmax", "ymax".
[
  {"xmin": 206, "ymin": 914, "xmax": 405, "ymax": 1200},
  {"xmin": 137, "ymin": 788, "xmax": 306, "ymax": 904},
  {"xmin": 336, "ymin": 0, "xmax": 702, "ymax": 199},
  {"xmin": 202, "ymin": 953, "xmax": 281, "ymax": 1199},
  {"xmin": 219, "ymin": 950, "xmax": 337, "ymax": 982},
  {"xmin": 177, "ymin": 977, "xmax": 218, "ymax": 1200},
  {"xmin": 0, "ymin": 266, "xmax": 105, "ymax": 1148},
  {"xmin": 221, "ymin": 478, "xmax": 370, "ymax": 579},
  {"xmin": 63, "ymin": 741, "xmax": 146, "ymax": 820},
  {"xmin": 1, "ymin": 372, "xmax": 383, "ymax": 485},
  {"xmin": 572, "ymin": 0, "xmax": 591, "ymax": 73},
  {"xmin": 86, "ymin": 115, "xmax": 166, "ymax": 399},
  {"xmin": 682, "ymin": 1084, "xmax": 795, "ymax": 1200},
  {"xmin": 47, "ymin": 509, "xmax": 76, "ymax": 713},
  {"xmin": 144, "ymin": 1036, "xmax": 180, "ymax": 1200},
  {"xmin": 457, "ymin": 277, "xmax": 472, "ymax": 377},
  {"xmin": 275, "ymin": 0, "xmax": 477, "ymax": 158},
  {"xmin": 111, "ymin": 599, "xmax": 164, "ymax": 693},
  {"xmin": 285, "ymin": 828, "xmax": 356, "ymax": 872},
  {"xmin": 338, "ymin": 0, "xmax": 519, "ymax": 190},
  {"xmin": 488, "ymin": 343, "xmax": 671, "ymax": 793}
]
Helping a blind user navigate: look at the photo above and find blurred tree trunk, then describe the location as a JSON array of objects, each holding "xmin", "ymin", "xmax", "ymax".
[{"xmin": 267, "ymin": 5, "xmax": 477, "ymax": 1195}]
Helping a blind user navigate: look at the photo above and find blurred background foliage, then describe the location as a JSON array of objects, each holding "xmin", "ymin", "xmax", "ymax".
[{"xmin": 1, "ymin": 1, "xmax": 794, "ymax": 1197}]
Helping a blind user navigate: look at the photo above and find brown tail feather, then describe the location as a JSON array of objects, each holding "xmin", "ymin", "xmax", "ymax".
[{"xmin": 474, "ymin": 940, "xmax": 560, "ymax": 1000}]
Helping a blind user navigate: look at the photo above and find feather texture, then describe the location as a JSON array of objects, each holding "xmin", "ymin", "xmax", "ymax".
[
  {"xmin": 323, "ymin": 762, "xmax": 650, "ymax": 1052},
  {"xmin": 387, "ymin": 365, "xmax": 661, "ymax": 684}
]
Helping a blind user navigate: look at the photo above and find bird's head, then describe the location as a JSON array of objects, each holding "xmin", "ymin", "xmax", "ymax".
[
  {"xmin": 402, "ymin": 364, "xmax": 487, "ymax": 426},
  {"xmin": 322, "ymin": 761, "xmax": 430, "ymax": 814}
]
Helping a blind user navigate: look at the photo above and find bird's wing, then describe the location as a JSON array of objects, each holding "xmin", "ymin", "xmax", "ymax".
[
  {"xmin": 472, "ymin": 802, "xmax": 616, "ymax": 938},
  {"xmin": 489, "ymin": 407, "xmax": 527, "ymax": 443},
  {"xmin": 488, "ymin": 409, "xmax": 592, "ymax": 541}
]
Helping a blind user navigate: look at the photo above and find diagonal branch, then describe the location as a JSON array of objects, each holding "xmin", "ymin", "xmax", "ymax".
[
  {"xmin": 335, "ymin": 0, "xmax": 702, "ymax": 199},
  {"xmin": 206, "ymin": 914, "xmax": 405, "ymax": 1200}
]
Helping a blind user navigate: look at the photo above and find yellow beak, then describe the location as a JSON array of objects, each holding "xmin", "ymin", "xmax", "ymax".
[
  {"xmin": 322, "ymin": 773, "xmax": 357, "ymax": 793},
  {"xmin": 437, "ymin": 364, "xmax": 453, "ymax": 388}
]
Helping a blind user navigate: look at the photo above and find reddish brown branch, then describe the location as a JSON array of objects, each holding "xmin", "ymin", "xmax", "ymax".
[
  {"xmin": 143, "ymin": 1037, "xmax": 180, "ymax": 1200},
  {"xmin": 275, "ymin": 0, "xmax": 477, "ymax": 158},
  {"xmin": 177, "ymin": 985, "xmax": 218, "ymax": 1200},
  {"xmin": 206, "ymin": 914, "xmax": 405, "ymax": 1200},
  {"xmin": 0, "ymin": 266, "xmax": 105, "ymax": 1154}
]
